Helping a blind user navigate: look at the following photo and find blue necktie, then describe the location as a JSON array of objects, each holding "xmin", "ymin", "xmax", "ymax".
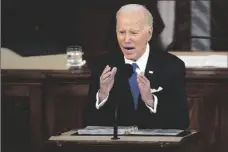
[{"xmin": 129, "ymin": 63, "xmax": 140, "ymax": 109}]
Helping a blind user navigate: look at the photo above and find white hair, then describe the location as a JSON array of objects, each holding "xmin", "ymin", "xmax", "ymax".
[{"xmin": 116, "ymin": 4, "xmax": 153, "ymax": 27}]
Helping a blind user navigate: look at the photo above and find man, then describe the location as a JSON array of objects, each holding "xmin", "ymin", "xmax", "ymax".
[{"xmin": 83, "ymin": 4, "xmax": 189, "ymax": 129}]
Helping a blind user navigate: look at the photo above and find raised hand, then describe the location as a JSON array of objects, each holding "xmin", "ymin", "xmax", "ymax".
[
  {"xmin": 98, "ymin": 65, "xmax": 117, "ymax": 101},
  {"xmin": 137, "ymin": 72, "xmax": 154, "ymax": 107}
]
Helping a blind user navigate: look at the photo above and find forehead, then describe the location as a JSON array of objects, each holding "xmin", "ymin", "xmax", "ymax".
[{"xmin": 116, "ymin": 11, "xmax": 146, "ymax": 29}]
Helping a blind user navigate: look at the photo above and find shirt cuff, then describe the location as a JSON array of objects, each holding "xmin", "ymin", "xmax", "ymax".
[
  {"xmin": 145, "ymin": 94, "xmax": 158, "ymax": 113},
  {"xmin": 95, "ymin": 90, "xmax": 109, "ymax": 109}
]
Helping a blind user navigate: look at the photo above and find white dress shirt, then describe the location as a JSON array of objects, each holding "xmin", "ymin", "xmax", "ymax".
[{"xmin": 95, "ymin": 43, "xmax": 158, "ymax": 113}]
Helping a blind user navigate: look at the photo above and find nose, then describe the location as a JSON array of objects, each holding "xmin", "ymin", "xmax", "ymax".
[{"xmin": 124, "ymin": 34, "xmax": 131, "ymax": 43}]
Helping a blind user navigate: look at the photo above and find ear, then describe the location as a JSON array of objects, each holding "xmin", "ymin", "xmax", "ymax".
[{"xmin": 147, "ymin": 27, "xmax": 153, "ymax": 41}]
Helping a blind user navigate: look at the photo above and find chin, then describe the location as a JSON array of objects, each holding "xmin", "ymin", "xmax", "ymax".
[{"xmin": 124, "ymin": 54, "xmax": 137, "ymax": 61}]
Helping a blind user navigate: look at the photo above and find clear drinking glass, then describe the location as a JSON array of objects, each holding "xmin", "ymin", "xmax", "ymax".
[{"xmin": 66, "ymin": 45, "xmax": 84, "ymax": 67}]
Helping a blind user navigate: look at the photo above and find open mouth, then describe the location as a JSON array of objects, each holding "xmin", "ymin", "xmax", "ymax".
[{"xmin": 123, "ymin": 46, "xmax": 135, "ymax": 52}]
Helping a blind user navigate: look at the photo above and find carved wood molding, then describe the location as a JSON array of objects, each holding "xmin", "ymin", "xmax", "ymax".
[{"xmin": 2, "ymin": 68, "xmax": 228, "ymax": 81}]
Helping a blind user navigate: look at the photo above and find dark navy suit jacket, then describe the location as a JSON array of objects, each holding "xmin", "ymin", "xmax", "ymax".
[{"xmin": 83, "ymin": 49, "xmax": 189, "ymax": 129}]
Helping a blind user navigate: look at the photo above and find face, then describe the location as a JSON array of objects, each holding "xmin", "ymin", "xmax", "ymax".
[{"xmin": 116, "ymin": 11, "xmax": 152, "ymax": 61}]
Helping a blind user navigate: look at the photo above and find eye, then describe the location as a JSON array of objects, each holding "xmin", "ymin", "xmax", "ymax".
[
  {"xmin": 131, "ymin": 31, "xmax": 138, "ymax": 35},
  {"xmin": 119, "ymin": 31, "xmax": 125, "ymax": 34}
]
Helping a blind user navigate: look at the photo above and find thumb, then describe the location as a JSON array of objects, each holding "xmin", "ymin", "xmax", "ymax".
[{"xmin": 111, "ymin": 67, "xmax": 117, "ymax": 77}]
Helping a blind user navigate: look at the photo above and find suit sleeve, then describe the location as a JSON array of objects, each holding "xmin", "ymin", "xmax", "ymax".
[
  {"xmin": 82, "ymin": 62, "xmax": 100, "ymax": 127},
  {"xmin": 157, "ymin": 60, "xmax": 190, "ymax": 129},
  {"xmin": 82, "ymin": 59, "xmax": 114, "ymax": 127},
  {"xmin": 145, "ymin": 94, "xmax": 158, "ymax": 113},
  {"xmin": 167, "ymin": 60, "xmax": 190, "ymax": 129}
]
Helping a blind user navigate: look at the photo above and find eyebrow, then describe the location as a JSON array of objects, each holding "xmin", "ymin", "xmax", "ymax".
[{"xmin": 116, "ymin": 27, "xmax": 141, "ymax": 31}]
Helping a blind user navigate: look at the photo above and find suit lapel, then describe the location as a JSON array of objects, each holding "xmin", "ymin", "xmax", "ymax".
[
  {"xmin": 137, "ymin": 50, "xmax": 162, "ymax": 110},
  {"xmin": 114, "ymin": 50, "xmax": 160, "ymax": 111},
  {"xmin": 144, "ymin": 50, "xmax": 159, "ymax": 85}
]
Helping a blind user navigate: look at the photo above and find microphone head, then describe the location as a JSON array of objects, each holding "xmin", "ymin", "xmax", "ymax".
[{"xmin": 121, "ymin": 64, "xmax": 133, "ymax": 79}]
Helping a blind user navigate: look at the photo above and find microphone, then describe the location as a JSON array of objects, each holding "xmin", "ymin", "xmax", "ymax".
[
  {"xmin": 121, "ymin": 63, "xmax": 134, "ymax": 79},
  {"xmin": 111, "ymin": 63, "xmax": 133, "ymax": 140}
]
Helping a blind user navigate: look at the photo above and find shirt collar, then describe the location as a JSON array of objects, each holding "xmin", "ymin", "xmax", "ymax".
[{"xmin": 124, "ymin": 43, "xmax": 150, "ymax": 73}]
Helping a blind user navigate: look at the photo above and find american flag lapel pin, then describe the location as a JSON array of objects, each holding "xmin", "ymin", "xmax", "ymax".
[{"xmin": 149, "ymin": 70, "xmax": 154, "ymax": 74}]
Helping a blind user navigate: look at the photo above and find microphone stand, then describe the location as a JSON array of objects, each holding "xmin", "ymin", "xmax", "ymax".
[
  {"xmin": 111, "ymin": 74, "xmax": 120, "ymax": 140},
  {"xmin": 111, "ymin": 64, "xmax": 133, "ymax": 140},
  {"xmin": 111, "ymin": 104, "xmax": 119, "ymax": 140}
]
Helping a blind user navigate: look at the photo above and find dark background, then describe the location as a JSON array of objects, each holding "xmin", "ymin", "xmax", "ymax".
[{"xmin": 1, "ymin": 0, "xmax": 228, "ymax": 56}]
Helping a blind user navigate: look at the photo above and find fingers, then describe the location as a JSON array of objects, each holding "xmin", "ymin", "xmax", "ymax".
[
  {"xmin": 137, "ymin": 72, "xmax": 149, "ymax": 85},
  {"xmin": 102, "ymin": 65, "xmax": 111, "ymax": 75},
  {"xmin": 100, "ymin": 65, "xmax": 117, "ymax": 81},
  {"xmin": 110, "ymin": 67, "xmax": 117, "ymax": 77},
  {"xmin": 102, "ymin": 71, "xmax": 112, "ymax": 80},
  {"xmin": 101, "ymin": 65, "xmax": 111, "ymax": 80},
  {"xmin": 138, "ymin": 82, "xmax": 143, "ymax": 89}
]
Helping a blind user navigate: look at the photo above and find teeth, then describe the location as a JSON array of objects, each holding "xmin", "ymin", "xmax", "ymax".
[
  {"xmin": 125, "ymin": 47, "xmax": 134, "ymax": 50},
  {"xmin": 126, "ymin": 49, "xmax": 134, "ymax": 52}
]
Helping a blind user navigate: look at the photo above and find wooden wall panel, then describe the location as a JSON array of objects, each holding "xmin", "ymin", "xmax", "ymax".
[
  {"xmin": 45, "ymin": 84, "xmax": 89, "ymax": 137},
  {"xmin": 1, "ymin": 68, "xmax": 228, "ymax": 152},
  {"xmin": 2, "ymin": 83, "xmax": 43, "ymax": 152}
]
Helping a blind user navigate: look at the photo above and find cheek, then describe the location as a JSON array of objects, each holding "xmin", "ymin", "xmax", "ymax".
[
  {"xmin": 134, "ymin": 36, "xmax": 147, "ymax": 47},
  {"xmin": 139, "ymin": 35, "xmax": 149, "ymax": 46},
  {"xmin": 117, "ymin": 35, "xmax": 124, "ymax": 43}
]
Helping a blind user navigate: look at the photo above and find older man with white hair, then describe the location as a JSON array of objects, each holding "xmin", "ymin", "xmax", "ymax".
[{"xmin": 84, "ymin": 4, "xmax": 189, "ymax": 129}]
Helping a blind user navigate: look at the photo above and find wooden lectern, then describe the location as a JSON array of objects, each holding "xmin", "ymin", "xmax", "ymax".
[{"xmin": 43, "ymin": 130, "xmax": 200, "ymax": 152}]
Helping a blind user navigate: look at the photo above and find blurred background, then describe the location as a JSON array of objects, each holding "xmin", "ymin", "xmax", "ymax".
[{"xmin": 2, "ymin": 0, "xmax": 228, "ymax": 57}]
